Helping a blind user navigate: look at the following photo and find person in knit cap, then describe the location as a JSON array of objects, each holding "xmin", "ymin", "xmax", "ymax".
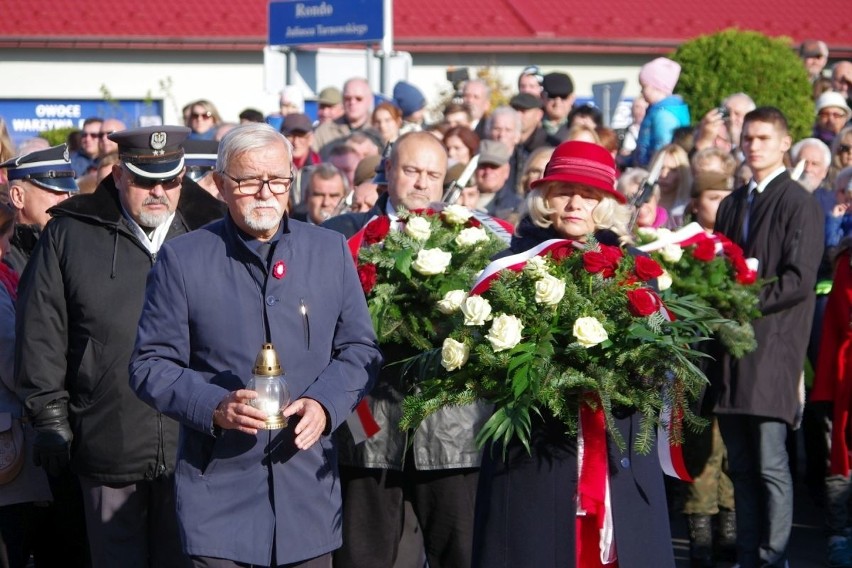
[
  {"xmin": 392, "ymin": 80, "xmax": 427, "ymax": 135},
  {"xmin": 633, "ymin": 57, "xmax": 690, "ymax": 168}
]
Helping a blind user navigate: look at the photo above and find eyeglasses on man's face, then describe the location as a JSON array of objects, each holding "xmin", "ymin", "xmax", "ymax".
[
  {"xmin": 220, "ymin": 172, "xmax": 294, "ymax": 195},
  {"xmin": 839, "ymin": 144, "xmax": 852, "ymax": 154},
  {"xmin": 190, "ymin": 111, "xmax": 213, "ymax": 120},
  {"xmin": 126, "ymin": 169, "xmax": 182, "ymax": 190}
]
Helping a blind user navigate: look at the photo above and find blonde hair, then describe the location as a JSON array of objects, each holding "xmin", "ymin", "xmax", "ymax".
[
  {"xmin": 527, "ymin": 181, "xmax": 633, "ymax": 244},
  {"xmin": 653, "ymin": 144, "xmax": 692, "ymax": 205}
]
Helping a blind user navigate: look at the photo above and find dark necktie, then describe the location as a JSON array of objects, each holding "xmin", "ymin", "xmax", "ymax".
[
  {"xmin": 257, "ymin": 242, "xmax": 272, "ymax": 270},
  {"xmin": 742, "ymin": 189, "xmax": 756, "ymax": 242}
]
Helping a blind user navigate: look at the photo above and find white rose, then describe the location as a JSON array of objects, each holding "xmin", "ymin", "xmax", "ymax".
[
  {"xmin": 534, "ymin": 274, "xmax": 566, "ymax": 306},
  {"xmin": 404, "ymin": 216, "xmax": 432, "ymax": 241},
  {"xmin": 573, "ymin": 316, "xmax": 609, "ymax": 348},
  {"xmin": 486, "ymin": 314, "xmax": 524, "ymax": 352},
  {"xmin": 657, "ymin": 270, "xmax": 673, "ymax": 291},
  {"xmin": 411, "ymin": 248, "xmax": 452, "ymax": 275},
  {"xmin": 636, "ymin": 227, "xmax": 658, "ymax": 240},
  {"xmin": 437, "ymin": 290, "xmax": 467, "ymax": 314},
  {"xmin": 443, "ymin": 204, "xmax": 473, "ymax": 225},
  {"xmin": 523, "ymin": 256, "xmax": 550, "ymax": 278},
  {"xmin": 655, "ymin": 228, "xmax": 673, "ymax": 240},
  {"xmin": 461, "ymin": 295, "xmax": 493, "ymax": 326},
  {"xmin": 454, "ymin": 226, "xmax": 489, "ymax": 248},
  {"xmin": 441, "ymin": 337, "xmax": 469, "ymax": 371},
  {"xmin": 660, "ymin": 244, "xmax": 684, "ymax": 263}
]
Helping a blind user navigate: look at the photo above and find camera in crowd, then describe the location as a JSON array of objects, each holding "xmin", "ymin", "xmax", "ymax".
[{"xmin": 717, "ymin": 105, "xmax": 730, "ymax": 121}]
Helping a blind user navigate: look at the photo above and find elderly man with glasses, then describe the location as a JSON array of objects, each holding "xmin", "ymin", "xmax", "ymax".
[
  {"xmin": 15, "ymin": 125, "xmax": 224, "ymax": 568},
  {"xmin": 129, "ymin": 122, "xmax": 381, "ymax": 568},
  {"xmin": 313, "ymin": 77, "xmax": 377, "ymax": 155}
]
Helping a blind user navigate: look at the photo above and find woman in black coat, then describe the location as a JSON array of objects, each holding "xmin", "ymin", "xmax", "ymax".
[{"xmin": 471, "ymin": 141, "xmax": 675, "ymax": 568}]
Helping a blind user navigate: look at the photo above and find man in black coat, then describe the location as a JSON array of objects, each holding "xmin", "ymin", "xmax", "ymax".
[
  {"xmin": 713, "ymin": 107, "xmax": 824, "ymax": 568},
  {"xmin": 15, "ymin": 126, "xmax": 225, "ymax": 568}
]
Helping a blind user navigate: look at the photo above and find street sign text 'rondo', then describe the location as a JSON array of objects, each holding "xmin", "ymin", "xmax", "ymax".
[{"xmin": 294, "ymin": 2, "xmax": 333, "ymax": 17}]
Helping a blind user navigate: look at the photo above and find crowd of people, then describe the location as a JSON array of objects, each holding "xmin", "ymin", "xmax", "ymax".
[{"xmin": 1, "ymin": 39, "xmax": 852, "ymax": 568}]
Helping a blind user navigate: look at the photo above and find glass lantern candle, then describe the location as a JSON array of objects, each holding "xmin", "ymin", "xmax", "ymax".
[{"xmin": 246, "ymin": 343, "xmax": 291, "ymax": 429}]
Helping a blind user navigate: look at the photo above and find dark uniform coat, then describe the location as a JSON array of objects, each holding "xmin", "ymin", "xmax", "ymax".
[
  {"xmin": 15, "ymin": 176, "xmax": 225, "ymax": 482},
  {"xmin": 713, "ymin": 172, "xmax": 824, "ymax": 425}
]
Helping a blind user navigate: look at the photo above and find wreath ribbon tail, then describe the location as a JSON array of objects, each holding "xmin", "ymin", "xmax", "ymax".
[
  {"xmin": 577, "ymin": 398, "xmax": 618, "ymax": 566},
  {"xmin": 657, "ymin": 406, "xmax": 692, "ymax": 482}
]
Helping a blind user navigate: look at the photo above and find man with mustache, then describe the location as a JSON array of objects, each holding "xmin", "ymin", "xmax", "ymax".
[{"xmin": 16, "ymin": 125, "xmax": 224, "ymax": 568}]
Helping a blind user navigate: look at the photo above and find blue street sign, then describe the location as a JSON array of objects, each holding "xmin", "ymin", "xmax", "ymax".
[
  {"xmin": 268, "ymin": 0, "xmax": 384, "ymax": 46},
  {"xmin": 0, "ymin": 99, "xmax": 163, "ymax": 147}
]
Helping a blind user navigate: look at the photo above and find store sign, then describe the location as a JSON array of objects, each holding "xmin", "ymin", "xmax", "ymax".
[{"xmin": 0, "ymin": 99, "xmax": 163, "ymax": 146}]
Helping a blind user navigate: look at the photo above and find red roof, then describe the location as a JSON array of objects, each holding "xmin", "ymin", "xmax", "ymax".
[{"xmin": 0, "ymin": 0, "xmax": 849, "ymax": 57}]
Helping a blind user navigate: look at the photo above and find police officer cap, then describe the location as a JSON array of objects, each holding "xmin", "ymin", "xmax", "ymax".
[
  {"xmin": 0, "ymin": 143, "xmax": 79, "ymax": 193},
  {"xmin": 182, "ymin": 139, "xmax": 219, "ymax": 169},
  {"xmin": 109, "ymin": 125, "xmax": 190, "ymax": 179}
]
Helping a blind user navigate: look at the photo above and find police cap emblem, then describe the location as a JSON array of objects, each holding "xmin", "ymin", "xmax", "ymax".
[{"xmin": 150, "ymin": 131, "xmax": 167, "ymax": 151}]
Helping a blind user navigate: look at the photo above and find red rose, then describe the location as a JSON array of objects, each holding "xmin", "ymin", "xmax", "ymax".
[
  {"xmin": 692, "ymin": 240, "xmax": 717, "ymax": 262},
  {"xmin": 550, "ymin": 243, "xmax": 574, "ymax": 261},
  {"xmin": 634, "ymin": 256, "xmax": 663, "ymax": 281},
  {"xmin": 736, "ymin": 270, "xmax": 757, "ymax": 285},
  {"xmin": 363, "ymin": 216, "xmax": 391, "ymax": 245},
  {"xmin": 600, "ymin": 244, "xmax": 624, "ymax": 263},
  {"xmin": 627, "ymin": 288, "xmax": 660, "ymax": 317},
  {"xmin": 357, "ymin": 263, "xmax": 378, "ymax": 294},
  {"xmin": 583, "ymin": 251, "xmax": 609, "ymax": 274},
  {"xmin": 583, "ymin": 247, "xmax": 620, "ymax": 278},
  {"xmin": 466, "ymin": 217, "xmax": 482, "ymax": 228},
  {"xmin": 721, "ymin": 240, "xmax": 744, "ymax": 259}
]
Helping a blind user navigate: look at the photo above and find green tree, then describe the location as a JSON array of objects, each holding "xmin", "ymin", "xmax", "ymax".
[
  {"xmin": 671, "ymin": 29, "xmax": 813, "ymax": 141},
  {"xmin": 40, "ymin": 127, "xmax": 76, "ymax": 146}
]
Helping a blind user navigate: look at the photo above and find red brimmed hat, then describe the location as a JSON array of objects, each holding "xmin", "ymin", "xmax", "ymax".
[{"xmin": 530, "ymin": 140, "xmax": 624, "ymax": 203}]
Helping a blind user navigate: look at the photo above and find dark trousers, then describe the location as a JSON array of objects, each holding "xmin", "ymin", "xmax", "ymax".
[
  {"xmin": 0, "ymin": 502, "xmax": 38, "ymax": 568},
  {"xmin": 719, "ymin": 415, "xmax": 792, "ymax": 568},
  {"xmin": 79, "ymin": 474, "xmax": 187, "ymax": 568},
  {"xmin": 191, "ymin": 553, "xmax": 331, "ymax": 568},
  {"xmin": 334, "ymin": 463, "xmax": 479, "ymax": 568},
  {"xmin": 35, "ymin": 471, "xmax": 90, "ymax": 567}
]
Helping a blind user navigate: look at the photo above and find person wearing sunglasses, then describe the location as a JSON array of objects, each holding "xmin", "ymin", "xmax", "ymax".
[
  {"xmin": 313, "ymin": 77, "xmax": 376, "ymax": 154},
  {"xmin": 186, "ymin": 99, "xmax": 223, "ymax": 141},
  {"xmin": 15, "ymin": 125, "xmax": 225, "ymax": 568},
  {"xmin": 540, "ymin": 72, "xmax": 576, "ymax": 139},
  {"xmin": 70, "ymin": 117, "xmax": 103, "ymax": 177}
]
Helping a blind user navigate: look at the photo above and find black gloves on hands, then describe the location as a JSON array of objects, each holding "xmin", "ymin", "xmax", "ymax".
[{"xmin": 32, "ymin": 400, "xmax": 73, "ymax": 477}]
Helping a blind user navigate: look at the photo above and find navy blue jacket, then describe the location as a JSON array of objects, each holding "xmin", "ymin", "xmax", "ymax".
[{"xmin": 129, "ymin": 214, "xmax": 382, "ymax": 565}]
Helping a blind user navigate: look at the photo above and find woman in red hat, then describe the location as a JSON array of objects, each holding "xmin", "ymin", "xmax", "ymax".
[{"xmin": 471, "ymin": 141, "xmax": 674, "ymax": 568}]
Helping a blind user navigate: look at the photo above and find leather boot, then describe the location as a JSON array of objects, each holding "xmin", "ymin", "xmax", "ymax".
[
  {"xmin": 715, "ymin": 509, "xmax": 737, "ymax": 562},
  {"xmin": 686, "ymin": 514, "xmax": 715, "ymax": 568}
]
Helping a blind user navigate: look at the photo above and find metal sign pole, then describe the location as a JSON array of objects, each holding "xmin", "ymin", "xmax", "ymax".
[{"xmin": 380, "ymin": 0, "xmax": 393, "ymax": 96}]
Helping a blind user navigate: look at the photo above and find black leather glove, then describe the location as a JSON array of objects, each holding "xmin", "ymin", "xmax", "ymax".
[{"xmin": 32, "ymin": 400, "xmax": 73, "ymax": 477}]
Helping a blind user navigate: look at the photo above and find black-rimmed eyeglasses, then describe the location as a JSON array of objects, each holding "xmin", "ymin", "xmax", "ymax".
[{"xmin": 221, "ymin": 172, "xmax": 293, "ymax": 195}]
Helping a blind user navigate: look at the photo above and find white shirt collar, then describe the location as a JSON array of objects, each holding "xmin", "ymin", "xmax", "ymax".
[{"xmin": 748, "ymin": 165, "xmax": 786, "ymax": 195}]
